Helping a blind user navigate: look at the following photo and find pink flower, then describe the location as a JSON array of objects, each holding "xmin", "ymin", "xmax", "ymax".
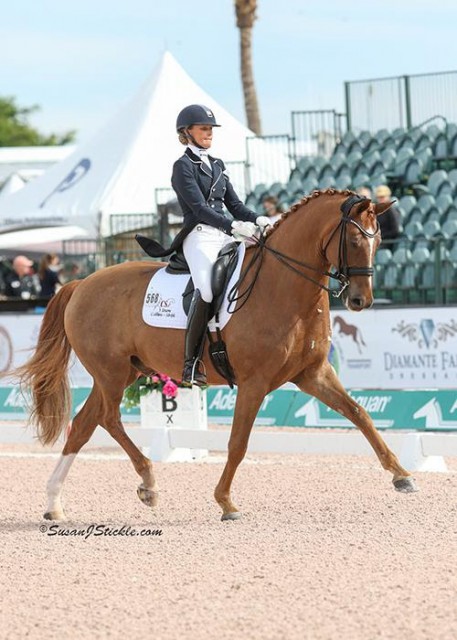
[
  {"xmin": 151, "ymin": 375, "xmax": 160, "ymax": 384},
  {"xmin": 159, "ymin": 373, "xmax": 170, "ymax": 382},
  {"xmin": 162, "ymin": 380, "xmax": 178, "ymax": 398}
]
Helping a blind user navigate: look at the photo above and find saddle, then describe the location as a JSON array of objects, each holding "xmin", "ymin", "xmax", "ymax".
[{"xmin": 136, "ymin": 235, "xmax": 239, "ymax": 387}]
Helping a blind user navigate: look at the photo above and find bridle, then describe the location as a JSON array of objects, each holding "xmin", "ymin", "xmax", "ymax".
[{"xmin": 228, "ymin": 194, "xmax": 380, "ymax": 312}]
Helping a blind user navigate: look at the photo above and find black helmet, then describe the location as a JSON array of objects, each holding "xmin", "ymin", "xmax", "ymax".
[{"xmin": 176, "ymin": 104, "xmax": 221, "ymax": 131}]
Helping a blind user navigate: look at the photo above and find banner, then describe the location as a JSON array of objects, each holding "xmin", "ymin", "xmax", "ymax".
[{"xmin": 330, "ymin": 307, "xmax": 457, "ymax": 389}]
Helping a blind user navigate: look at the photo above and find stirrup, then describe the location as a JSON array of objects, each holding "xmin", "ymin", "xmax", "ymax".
[{"xmin": 182, "ymin": 359, "xmax": 207, "ymax": 387}]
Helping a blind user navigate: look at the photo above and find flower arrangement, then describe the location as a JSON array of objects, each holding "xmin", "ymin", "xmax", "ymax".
[{"xmin": 123, "ymin": 373, "xmax": 181, "ymax": 409}]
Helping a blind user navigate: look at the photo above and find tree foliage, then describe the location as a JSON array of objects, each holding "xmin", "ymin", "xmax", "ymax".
[{"xmin": 0, "ymin": 96, "xmax": 76, "ymax": 147}]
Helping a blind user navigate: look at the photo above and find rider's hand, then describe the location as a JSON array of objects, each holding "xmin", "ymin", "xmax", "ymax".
[
  {"xmin": 256, "ymin": 216, "xmax": 272, "ymax": 234},
  {"xmin": 231, "ymin": 220, "xmax": 258, "ymax": 242}
]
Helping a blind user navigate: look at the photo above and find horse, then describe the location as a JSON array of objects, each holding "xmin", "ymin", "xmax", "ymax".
[
  {"xmin": 15, "ymin": 190, "xmax": 418, "ymax": 522},
  {"xmin": 333, "ymin": 315, "xmax": 366, "ymax": 354}
]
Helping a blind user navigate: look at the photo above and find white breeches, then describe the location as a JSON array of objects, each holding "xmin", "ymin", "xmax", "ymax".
[{"xmin": 183, "ymin": 224, "xmax": 233, "ymax": 302}]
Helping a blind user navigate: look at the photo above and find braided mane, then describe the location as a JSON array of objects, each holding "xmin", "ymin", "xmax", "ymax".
[{"xmin": 264, "ymin": 188, "xmax": 359, "ymax": 239}]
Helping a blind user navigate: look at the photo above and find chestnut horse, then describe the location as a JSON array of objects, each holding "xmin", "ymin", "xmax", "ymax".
[{"xmin": 17, "ymin": 190, "xmax": 417, "ymax": 522}]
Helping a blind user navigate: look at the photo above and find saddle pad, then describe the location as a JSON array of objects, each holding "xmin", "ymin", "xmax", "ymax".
[{"xmin": 142, "ymin": 243, "xmax": 245, "ymax": 331}]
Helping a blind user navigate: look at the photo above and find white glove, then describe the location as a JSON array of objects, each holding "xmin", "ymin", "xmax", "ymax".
[
  {"xmin": 231, "ymin": 220, "xmax": 258, "ymax": 242},
  {"xmin": 256, "ymin": 216, "xmax": 272, "ymax": 233}
]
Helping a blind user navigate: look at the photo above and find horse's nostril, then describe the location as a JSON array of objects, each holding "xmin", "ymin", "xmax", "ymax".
[{"xmin": 351, "ymin": 297, "xmax": 363, "ymax": 309}]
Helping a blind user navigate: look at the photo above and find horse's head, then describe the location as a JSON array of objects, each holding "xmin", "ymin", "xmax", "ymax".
[{"xmin": 324, "ymin": 194, "xmax": 392, "ymax": 311}]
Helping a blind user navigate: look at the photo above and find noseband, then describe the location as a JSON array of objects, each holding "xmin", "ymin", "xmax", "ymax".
[
  {"xmin": 322, "ymin": 194, "xmax": 380, "ymax": 297},
  {"xmin": 228, "ymin": 194, "xmax": 380, "ymax": 312}
]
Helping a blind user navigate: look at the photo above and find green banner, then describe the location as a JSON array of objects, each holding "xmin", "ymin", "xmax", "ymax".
[{"xmin": 1, "ymin": 385, "xmax": 456, "ymax": 431}]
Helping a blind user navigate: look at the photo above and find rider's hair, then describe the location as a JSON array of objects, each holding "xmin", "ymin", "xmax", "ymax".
[{"xmin": 178, "ymin": 130, "xmax": 189, "ymax": 145}]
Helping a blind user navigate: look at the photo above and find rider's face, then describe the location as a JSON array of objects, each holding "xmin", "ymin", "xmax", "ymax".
[{"xmin": 188, "ymin": 125, "xmax": 213, "ymax": 149}]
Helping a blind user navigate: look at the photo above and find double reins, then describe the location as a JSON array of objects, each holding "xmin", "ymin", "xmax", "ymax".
[{"xmin": 227, "ymin": 194, "xmax": 380, "ymax": 312}]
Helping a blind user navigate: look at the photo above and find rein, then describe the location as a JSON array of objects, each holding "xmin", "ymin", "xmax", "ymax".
[{"xmin": 227, "ymin": 194, "xmax": 379, "ymax": 312}]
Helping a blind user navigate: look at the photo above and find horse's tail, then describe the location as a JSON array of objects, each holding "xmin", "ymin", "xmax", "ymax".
[{"xmin": 15, "ymin": 280, "xmax": 80, "ymax": 445}]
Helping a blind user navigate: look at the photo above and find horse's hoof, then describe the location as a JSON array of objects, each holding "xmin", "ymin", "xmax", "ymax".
[
  {"xmin": 393, "ymin": 477, "xmax": 419, "ymax": 493},
  {"xmin": 137, "ymin": 486, "xmax": 159, "ymax": 508},
  {"xmin": 221, "ymin": 511, "xmax": 242, "ymax": 521},
  {"xmin": 43, "ymin": 511, "xmax": 66, "ymax": 521}
]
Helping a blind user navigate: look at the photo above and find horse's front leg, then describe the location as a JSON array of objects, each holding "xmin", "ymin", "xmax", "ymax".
[
  {"xmin": 293, "ymin": 363, "xmax": 418, "ymax": 493},
  {"xmin": 214, "ymin": 382, "xmax": 267, "ymax": 521}
]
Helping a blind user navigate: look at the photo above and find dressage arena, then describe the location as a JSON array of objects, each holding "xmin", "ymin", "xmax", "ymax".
[{"xmin": 1, "ymin": 425, "xmax": 456, "ymax": 640}]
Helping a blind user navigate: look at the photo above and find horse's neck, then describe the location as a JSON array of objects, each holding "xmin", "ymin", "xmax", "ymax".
[{"xmin": 241, "ymin": 228, "xmax": 330, "ymax": 326}]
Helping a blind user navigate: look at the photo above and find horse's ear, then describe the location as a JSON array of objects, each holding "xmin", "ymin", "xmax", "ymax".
[
  {"xmin": 374, "ymin": 200, "xmax": 395, "ymax": 216},
  {"xmin": 355, "ymin": 198, "xmax": 371, "ymax": 214}
]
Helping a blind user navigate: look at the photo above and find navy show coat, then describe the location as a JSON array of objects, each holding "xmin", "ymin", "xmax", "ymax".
[{"xmin": 171, "ymin": 148, "xmax": 257, "ymax": 235}]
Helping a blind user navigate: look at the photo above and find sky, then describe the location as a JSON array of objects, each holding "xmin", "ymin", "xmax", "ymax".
[{"xmin": 2, "ymin": 0, "xmax": 457, "ymax": 143}]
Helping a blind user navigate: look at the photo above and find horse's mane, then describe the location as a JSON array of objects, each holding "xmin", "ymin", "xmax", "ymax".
[{"xmin": 264, "ymin": 188, "xmax": 358, "ymax": 239}]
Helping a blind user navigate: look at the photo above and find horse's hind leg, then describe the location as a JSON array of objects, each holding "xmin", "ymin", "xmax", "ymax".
[
  {"xmin": 294, "ymin": 363, "xmax": 418, "ymax": 493},
  {"xmin": 44, "ymin": 386, "xmax": 102, "ymax": 520},
  {"xmin": 95, "ymin": 370, "xmax": 158, "ymax": 509}
]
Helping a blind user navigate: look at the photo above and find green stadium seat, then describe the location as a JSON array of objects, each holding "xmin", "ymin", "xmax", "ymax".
[
  {"xmin": 411, "ymin": 246, "xmax": 431, "ymax": 264},
  {"xmin": 427, "ymin": 170, "xmax": 449, "ymax": 196},
  {"xmin": 381, "ymin": 148, "xmax": 396, "ymax": 171},
  {"xmin": 318, "ymin": 175, "xmax": 336, "ymax": 189},
  {"xmin": 374, "ymin": 129, "xmax": 390, "ymax": 144},
  {"xmin": 444, "ymin": 206, "xmax": 457, "ymax": 222},
  {"xmin": 334, "ymin": 174, "xmax": 352, "ymax": 190},
  {"xmin": 425, "ymin": 124, "xmax": 441, "ymax": 142},
  {"xmin": 448, "ymin": 169, "xmax": 457, "ymax": 188},
  {"xmin": 370, "ymin": 172, "xmax": 388, "ymax": 188},
  {"xmin": 435, "ymin": 194, "xmax": 454, "ymax": 215},
  {"xmin": 253, "ymin": 183, "xmax": 268, "ymax": 199},
  {"xmin": 398, "ymin": 195, "xmax": 417, "ymax": 216},
  {"xmin": 352, "ymin": 173, "xmax": 371, "ymax": 189},
  {"xmin": 417, "ymin": 194, "xmax": 436, "ymax": 215},
  {"xmin": 447, "ymin": 241, "xmax": 457, "ymax": 262},
  {"xmin": 335, "ymin": 163, "xmax": 350, "ymax": 178},
  {"xmin": 425, "ymin": 208, "xmax": 441, "ymax": 224},
  {"xmin": 433, "ymin": 133, "xmax": 448, "ymax": 159},
  {"xmin": 416, "ymin": 147, "xmax": 433, "ymax": 174},
  {"xmin": 318, "ymin": 164, "xmax": 334, "ymax": 180},
  {"xmin": 405, "ymin": 207, "xmax": 423, "ymax": 224},
  {"xmin": 346, "ymin": 150, "xmax": 363, "ymax": 168},
  {"xmin": 302, "ymin": 166, "xmax": 319, "ymax": 181},
  {"xmin": 392, "ymin": 148, "xmax": 414, "ymax": 177},
  {"xmin": 375, "ymin": 248, "xmax": 393, "ymax": 265},
  {"xmin": 423, "ymin": 220, "xmax": 442, "ymax": 238},
  {"xmin": 302, "ymin": 177, "xmax": 319, "ymax": 193},
  {"xmin": 392, "ymin": 247, "xmax": 412, "ymax": 264},
  {"xmin": 404, "ymin": 220, "xmax": 424, "ymax": 238},
  {"xmin": 441, "ymin": 219, "xmax": 457, "ymax": 239},
  {"xmin": 383, "ymin": 264, "xmax": 400, "ymax": 289}
]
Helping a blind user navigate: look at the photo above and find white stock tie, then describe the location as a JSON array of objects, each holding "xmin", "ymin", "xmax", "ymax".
[{"xmin": 200, "ymin": 151, "xmax": 212, "ymax": 170}]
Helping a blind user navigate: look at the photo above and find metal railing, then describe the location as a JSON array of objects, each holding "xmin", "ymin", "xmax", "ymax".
[
  {"xmin": 345, "ymin": 70, "xmax": 457, "ymax": 133},
  {"xmin": 291, "ymin": 109, "xmax": 346, "ymax": 159}
]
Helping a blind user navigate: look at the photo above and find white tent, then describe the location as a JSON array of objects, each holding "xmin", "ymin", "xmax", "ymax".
[
  {"xmin": 0, "ymin": 51, "xmax": 287, "ymax": 248},
  {"xmin": 0, "ymin": 173, "xmax": 26, "ymax": 199}
]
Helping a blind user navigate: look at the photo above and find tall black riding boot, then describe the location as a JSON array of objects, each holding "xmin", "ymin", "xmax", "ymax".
[{"xmin": 182, "ymin": 289, "xmax": 211, "ymax": 386}]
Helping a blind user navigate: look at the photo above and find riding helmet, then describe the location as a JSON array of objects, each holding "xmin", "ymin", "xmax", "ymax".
[{"xmin": 176, "ymin": 104, "xmax": 221, "ymax": 131}]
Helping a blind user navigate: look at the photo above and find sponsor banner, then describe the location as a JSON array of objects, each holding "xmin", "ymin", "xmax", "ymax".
[
  {"xmin": 1, "ymin": 385, "xmax": 456, "ymax": 431},
  {"xmin": 331, "ymin": 308, "xmax": 457, "ymax": 389}
]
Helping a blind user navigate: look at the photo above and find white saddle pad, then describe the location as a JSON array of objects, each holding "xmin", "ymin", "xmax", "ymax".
[{"xmin": 142, "ymin": 243, "xmax": 245, "ymax": 331}]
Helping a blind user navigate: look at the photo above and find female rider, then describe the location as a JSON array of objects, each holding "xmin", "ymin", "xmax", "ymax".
[{"xmin": 172, "ymin": 104, "xmax": 270, "ymax": 386}]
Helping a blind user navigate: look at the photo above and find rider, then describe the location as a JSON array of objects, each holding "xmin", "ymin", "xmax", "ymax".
[{"xmin": 172, "ymin": 104, "xmax": 271, "ymax": 386}]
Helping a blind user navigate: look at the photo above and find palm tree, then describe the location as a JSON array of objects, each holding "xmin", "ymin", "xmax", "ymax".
[{"xmin": 234, "ymin": 0, "xmax": 262, "ymax": 135}]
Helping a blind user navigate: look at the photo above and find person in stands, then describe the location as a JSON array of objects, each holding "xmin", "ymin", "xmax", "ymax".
[
  {"xmin": 261, "ymin": 195, "xmax": 284, "ymax": 224},
  {"xmin": 374, "ymin": 185, "xmax": 401, "ymax": 249},
  {"xmin": 4, "ymin": 255, "xmax": 41, "ymax": 298},
  {"xmin": 171, "ymin": 104, "xmax": 272, "ymax": 386},
  {"xmin": 38, "ymin": 253, "xmax": 62, "ymax": 297}
]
